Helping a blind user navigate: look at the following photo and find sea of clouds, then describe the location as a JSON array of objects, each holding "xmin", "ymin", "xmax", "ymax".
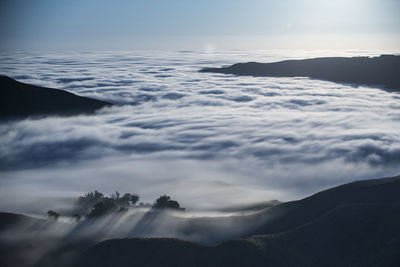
[{"xmin": 0, "ymin": 49, "xmax": 399, "ymax": 213}]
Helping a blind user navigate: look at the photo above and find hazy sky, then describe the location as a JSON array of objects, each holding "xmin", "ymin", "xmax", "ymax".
[{"xmin": 1, "ymin": 0, "xmax": 399, "ymax": 51}]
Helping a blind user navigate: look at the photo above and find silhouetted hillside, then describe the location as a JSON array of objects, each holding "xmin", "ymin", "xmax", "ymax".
[
  {"xmin": 0, "ymin": 76, "xmax": 111, "ymax": 118},
  {"xmin": 200, "ymin": 55, "xmax": 400, "ymax": 90},
  {"xmin": 75, "ymin": 175, "xmax": 400, "ymax": 267},
  {"xmin": 252, "ymin": 175, "xmax": 400, "ymax": 235},
  {"xmin": 0, "ymin": 212, "xmax": 44, "ymax": 232},
  {"xmin": 0, "ymin": 213, "xmax": 46, "ymax": 267},
  {"xmin": 1, "ymin": 176, "xmax": 399, "ymax": 267}
]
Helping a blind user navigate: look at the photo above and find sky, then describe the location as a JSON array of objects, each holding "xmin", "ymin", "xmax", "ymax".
[{"xmin": 0, "ymin": 0, "xmax": 399, "ymax": 51}]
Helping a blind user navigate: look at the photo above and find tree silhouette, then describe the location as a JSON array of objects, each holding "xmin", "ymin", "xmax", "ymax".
[
  {"xmin": 78, "ymin": 190, "xmax": 104, "ymax": 206},
  {"xmin": 88, "ymin": 198, "xmax": 117, "ymax": 218},
  {"xmin": 74, "ymin": 190, "xmax": 141, "ymax": 218},
  {"xmin": 152, "ymin": 195, "xmax": 185, "ymax": 211},
  {"xmin": 121, "ymin": 193, "xmax": 139, "ymax": 206},
  {"xmin": 47, "ymin": 210, "xmax": 60, "ymax": 221}
]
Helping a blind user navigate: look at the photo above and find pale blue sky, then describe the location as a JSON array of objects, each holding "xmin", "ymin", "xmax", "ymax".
[{"xmin": 1, "ymin": 0, "xmax": 399, "ymax": 51}]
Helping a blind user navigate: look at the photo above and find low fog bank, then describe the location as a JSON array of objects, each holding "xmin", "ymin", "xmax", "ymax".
[
  {"xmin": 0, "ymin": 206, "xmax": 273, "ymax": 245},
  {"xmin": 1, "ymin": 155, "xmax": 398, "ymax": 216},
  {"xmin": 0, "ymin": 198, "xmax": 278, "ymax": 267}
]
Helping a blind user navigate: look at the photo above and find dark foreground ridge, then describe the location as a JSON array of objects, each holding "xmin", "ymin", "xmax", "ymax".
[
  {"xmin": 76, "ymin": 175, "xmax": 400, "ymax": 267},
  {"xmin": 1, "ymin": 175, "xmax": 399, "ymax": 267},
  {"xmin": 200, "ymin": 54, "xmax": 400, "ymax": 90},
  {"xmin": 0, "ymin": 75, "xmax": 112, "ymax": 118}
]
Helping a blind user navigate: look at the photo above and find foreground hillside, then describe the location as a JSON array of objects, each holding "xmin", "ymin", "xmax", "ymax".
[
  {"xmin": 200, "ymin": 55, "xmax": 400, "ymax": 90},
  {"xmin": 0, "ymin": 76, "xmax": 111, "ymax": 118},
  {"xmin": 76, "ymin": 175, "xmax": 400, "ymax": 267},
  {"xmin": 1, "ymin": 175, "xmax": 399, "ymax": 267}
]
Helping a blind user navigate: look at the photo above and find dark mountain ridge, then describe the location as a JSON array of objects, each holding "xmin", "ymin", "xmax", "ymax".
[
  {"xmin": 200, "ymin": 54, "xmax": 400, "ymax": 90},
  {"xmin": 0, "ymin": 75, "xmax": 111, "ymax": 118}
]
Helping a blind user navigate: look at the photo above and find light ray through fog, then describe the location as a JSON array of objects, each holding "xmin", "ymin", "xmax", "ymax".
[{"xmin": 0, "ymin": 206, "xmax": 274, "ymax": 266}]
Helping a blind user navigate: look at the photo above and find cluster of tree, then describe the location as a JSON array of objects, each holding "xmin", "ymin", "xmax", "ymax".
[
  {"xmin": 47, "ymin": 191, "xmax": 184, "ymax": 221},
  {"xmin": 78, "ymin": 191, "xmax": 140, "ymax": 218},
  {"xmin": 78, "ymin": 191, "xmax": 140, "ymax": 207},
  {"xmin": 152, "ymin": 195, "xmax": 185, "ymax": 211}
]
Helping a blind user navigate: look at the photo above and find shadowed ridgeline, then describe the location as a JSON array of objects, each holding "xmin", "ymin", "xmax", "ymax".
[
  {"xmin": 74, "ymin": 175, "xmax": 400, "ymax": 267},
  {"xmin": 200, "ymin": 55, "xmax": 400, "ymax": 90},
  {"xmin": 0, "ymin": 76, "xmax": 112, "ymax": 118},
  {"xmin": 0, "ymin": 175, "xmax": 399, "ymax": 266}
]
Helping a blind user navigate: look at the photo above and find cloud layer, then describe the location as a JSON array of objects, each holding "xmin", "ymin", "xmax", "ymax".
[{"xmin": 0, "ymin": 50, "xmax": 399, "ymax": 210}]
